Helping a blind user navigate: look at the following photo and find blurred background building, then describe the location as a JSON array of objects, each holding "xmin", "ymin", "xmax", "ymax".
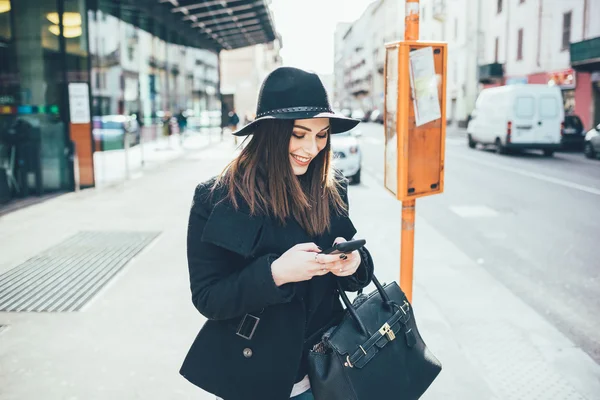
[
  {"xmin": 333, "ymin": 0, "xmax": 600, "ymax": 129},
  {"xmin": 219, "ymin": 34, "xmax": 282, "ymax": 126},
  {"xmin": 334, "ymin": 0, "xmax": 402, "ymax": 115},
  {"xmin": 0, "ymin": 0, "xmax": 279, "ymax": 204}
]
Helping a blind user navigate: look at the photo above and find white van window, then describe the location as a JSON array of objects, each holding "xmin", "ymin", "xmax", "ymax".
[
  {"xmin": 515, "ymin": 96, "xmax": 535, "ymax": 118},
  {"xmin": 539, "ymin": 96, "xmax": 559, "ymax": 118}
]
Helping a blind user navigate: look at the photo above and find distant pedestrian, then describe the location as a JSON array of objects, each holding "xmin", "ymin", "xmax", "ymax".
[
  {"xmin": 177, "ymin": 109, "xmax": 188, "ymax": 145},
  {"xmin": 180, "ymin": 67, "xmax": 374, "ymax": 400},
  {"xmin": 177, "ymin": 109, "xmax": 187, "ymax": 133}
]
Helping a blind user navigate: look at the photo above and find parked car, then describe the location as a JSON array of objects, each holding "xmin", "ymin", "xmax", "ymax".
[
  {"xmin": 351, "ymin": 109, "xmax": 366, "ymax": 121},
  {"xmin": 561, "ymin": 114, "xmax": 585, "ymax": 149},
  {"xmin": 467, "ymin": 84, "xmax": 564, "ymax": 156},
  {"xmin": 92, "ymin": 115, "xmax": 140, "ymax": 151},
  {"xmin": 369, "ymin": 109, "xmax": 384, "ymax": 124},
  {"xmin": 331, "ymin": 128, "xmax": 362, "ymax": 184},
  {"xmin": 340, "ymin": 109, "xmax": 352, "ymax": 118},
  {"xmin": 584, "ymin": 123, "xmax": 600, "ymax": 159}
]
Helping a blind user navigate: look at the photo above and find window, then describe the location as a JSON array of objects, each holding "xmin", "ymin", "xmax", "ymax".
[
  {"xmin": 497, "ymin": 0, "xmax": 503, "ymax": 13},
  {"xmin": 562, "ymin": 12, "xmax": 572, "ymax": 50},
  {"xmin": 95, "ymin": 71, "xmax": 101, "ymax": 89},
  {"xmin": 495, "ymin": 37, "xmax": 499, "ymax": 62},
  {"xmin": 515, "ymin": 96, "xmax": 535, "ymax": 118},
  {"xmin": 517, "ymin": 29, "xmax": 523, "ymax": 60},
  {"xmin": 539, "ymin": 97, "xmax": 559, "ymax": 118}
]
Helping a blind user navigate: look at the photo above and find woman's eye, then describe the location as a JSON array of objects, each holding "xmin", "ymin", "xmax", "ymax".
[
  {"xmin": 292, "ymin": 133, "xmax": 305, "ymax": 139},
  {"xmin": 317, "ymin": 134, "xmax": 328, "ymax": 139}
]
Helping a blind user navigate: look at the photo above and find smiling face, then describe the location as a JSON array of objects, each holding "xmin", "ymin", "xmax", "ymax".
[{"xmin": 288, "ymin": 118, "xmax": 331, "ymax": 175}]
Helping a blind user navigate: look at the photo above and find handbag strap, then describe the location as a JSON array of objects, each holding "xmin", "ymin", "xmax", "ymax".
[{"xmin": 336, "ymin": 274, "xmax": 395, "ymax": 337}]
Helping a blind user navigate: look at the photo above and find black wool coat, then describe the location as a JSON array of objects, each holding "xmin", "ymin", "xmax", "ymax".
[{"xmin": 180, "ymin": 177, "xmax": 374, "ymax": 400}]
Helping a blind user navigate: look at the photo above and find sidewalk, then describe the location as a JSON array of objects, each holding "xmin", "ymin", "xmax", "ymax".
[
  {"xmin": 1, "ymin": 137, "xmax": 599, "ymax": 399},
  {"xmin": 92, "ymin": 127, "xmax": 223, "ymax": 188}
]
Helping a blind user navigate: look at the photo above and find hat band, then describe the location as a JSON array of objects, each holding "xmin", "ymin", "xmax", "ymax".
[{"xmin": 256, "ymin": 106, "xmax": 332, "ymax": 118}]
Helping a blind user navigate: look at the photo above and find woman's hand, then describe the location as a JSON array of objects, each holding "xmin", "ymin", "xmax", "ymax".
[
  {"xmin": 327, "ymin": 237, "xmax": 361, "ymax": 277},
  {"xmin": 271, "ymin": 242, "xmax": 354, "ymax": 286}
]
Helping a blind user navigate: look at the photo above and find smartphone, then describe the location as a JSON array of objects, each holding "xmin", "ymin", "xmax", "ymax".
[{"xmin": 320, "ymin": 239, "xmax": 366, "ymax": 255}]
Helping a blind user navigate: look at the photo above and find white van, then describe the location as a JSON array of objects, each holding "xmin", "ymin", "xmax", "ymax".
[{"xmin": 467, "ymin": 84, "xmax": 564, "ymax": 156}]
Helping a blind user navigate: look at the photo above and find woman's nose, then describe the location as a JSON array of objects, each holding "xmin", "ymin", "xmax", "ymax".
[{"xmin": 304, "ymin": 137, "xmax": 319, "ymax": 155}]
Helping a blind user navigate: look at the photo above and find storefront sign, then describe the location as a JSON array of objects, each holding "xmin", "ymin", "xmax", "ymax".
[
  {"xmin": 548, "ymin": 68, "xmax": 576, "ymax": 89},
  {"xmin": 68, "ymin": 82, "xmax": 91, "ymax": 124}
]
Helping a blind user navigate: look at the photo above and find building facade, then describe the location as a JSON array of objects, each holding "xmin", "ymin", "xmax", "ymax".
[
  {"xmin": 478, "ymin": 0, "xmax": 599, "ymax": 128},
  {"xmin": 219, "ymin": 36, "xmax": 282, "ymax": 123},
  {"xmin": 0, "ymin": 0, "xmax": 277, "ymax": 206},
  {"xmin": 335, "ymin": 0, "xmax": 600, "ymax": 129},
  {"xmin": 333, "ymin": 0, "xmax": 402, "ymax": 114}
]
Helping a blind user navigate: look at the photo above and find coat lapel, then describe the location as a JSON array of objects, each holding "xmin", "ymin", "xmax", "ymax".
[{"xmin": 201, "ymin": 200, "xmax": 265, "ymax": 258}]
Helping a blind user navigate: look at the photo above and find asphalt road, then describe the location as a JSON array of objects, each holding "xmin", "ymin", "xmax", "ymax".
[{"xmin": 356, "ymin": 122, "xmax": 600, "ymax": 364}]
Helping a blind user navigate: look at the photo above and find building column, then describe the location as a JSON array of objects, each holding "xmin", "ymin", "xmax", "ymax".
[{"xmin": 574, "ymin": 72, "xmax": 592, "ymax": 129}]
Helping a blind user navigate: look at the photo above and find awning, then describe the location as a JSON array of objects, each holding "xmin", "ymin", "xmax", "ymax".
[
  {"xmin": 93, "ymin": 0, "xmax": 277, "ymax": 52},
  {"xmin": 164, "ymin": 0, "xmax": 277, "ymax": 50},
  {"xmin": 570, "ymin": 37, "xmax": 600, "ymax": 72}
]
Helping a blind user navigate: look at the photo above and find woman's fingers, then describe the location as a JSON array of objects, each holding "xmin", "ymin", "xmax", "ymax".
[
  {"xmin": 295, "ymin": 242, "xmax": 322, "ymax": 253},
  {"xmin": 313, "ymin": 252, "xmax": 344, "ymax": 264},
  {"xmin": 333, "ymin": 237, "xmax": 347, "ymax": 245}
]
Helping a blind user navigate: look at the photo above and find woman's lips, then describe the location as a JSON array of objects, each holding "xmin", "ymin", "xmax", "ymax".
[{"xmin": 291, "ymin": 154, "xmax": 311, "ymax": 166}]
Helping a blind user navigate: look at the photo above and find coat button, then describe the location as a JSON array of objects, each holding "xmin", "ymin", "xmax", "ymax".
[{"xmin": 243, "ymin": 348, "xmax": 253, "ymax": 358}]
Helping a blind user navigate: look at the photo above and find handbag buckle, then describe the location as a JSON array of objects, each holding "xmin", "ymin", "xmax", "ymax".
[{"xmin": 379, "ymin": 322, "xmax": 396, "ymax": 341}]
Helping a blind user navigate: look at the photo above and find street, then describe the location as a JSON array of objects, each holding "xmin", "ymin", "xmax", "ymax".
[{"xmin": 357, "ymin": 122, "xmax": 600, "ymax": 364}]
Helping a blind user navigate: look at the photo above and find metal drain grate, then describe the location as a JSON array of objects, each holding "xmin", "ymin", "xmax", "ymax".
[{"xmin": 0, "ymin": 231, "xmax": 159, "ymax": 312}]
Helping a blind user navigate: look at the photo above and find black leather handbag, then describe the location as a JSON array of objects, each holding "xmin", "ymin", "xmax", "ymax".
[{"xmin": 307, "ymin": 275, "xmax": 442, "ymax": 400}]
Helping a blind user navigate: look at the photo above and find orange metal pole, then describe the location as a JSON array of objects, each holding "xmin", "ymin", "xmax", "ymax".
[
  {"xmin": 400, "ymin": 199, "xmax": 416, "ymax": 301},
  {"xmin": 404, "ymin": 0, "xmax": 420, "ymax": 41},
  {"xmin": 401, "ymin": 0, "xmax": 419, "ymax": 302}
]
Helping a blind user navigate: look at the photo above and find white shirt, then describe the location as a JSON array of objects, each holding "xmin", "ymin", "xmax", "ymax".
[{"xmin": 215, "ymin": 375, "xmax": 310, "ymax": 399}]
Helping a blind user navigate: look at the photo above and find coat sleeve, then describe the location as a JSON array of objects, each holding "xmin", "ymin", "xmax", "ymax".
[
  {"xmin": 336, "ymin": 176, "xmax": 374, "ymax": 292},
  {"xmin": 187, "ymin": 185, "xmax": 295, "ymax": 321}
]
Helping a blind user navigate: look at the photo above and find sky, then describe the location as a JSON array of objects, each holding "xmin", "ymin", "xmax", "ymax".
[{"xmin": 269, "ymin": 0, "xmax": 377, "ymax": 75}]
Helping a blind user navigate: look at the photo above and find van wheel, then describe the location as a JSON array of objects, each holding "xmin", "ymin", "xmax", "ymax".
[
  {"xmin": 543, "ymin": 150, "xmax": 554, "ymax": 157},
  {"xmin": 468, "ymin": 134, "xmax": 476, "ymax": 149},
  {"xmin": 584, "ymin": 142, "xmax": 596, "ymax": 159},
  {"xmin": 495, "ymin": 138, "xmax": 507, "ymax": 155}
]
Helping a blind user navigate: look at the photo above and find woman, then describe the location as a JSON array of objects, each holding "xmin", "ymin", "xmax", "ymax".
[{"xmin": 180, "ymin": 67, "xmax": 375, "ymax": 400}]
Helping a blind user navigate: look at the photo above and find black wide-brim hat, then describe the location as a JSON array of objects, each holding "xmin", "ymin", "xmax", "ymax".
[{"xmin": 232, "ymin": 67, "xmax": 360, "ymax": 136}]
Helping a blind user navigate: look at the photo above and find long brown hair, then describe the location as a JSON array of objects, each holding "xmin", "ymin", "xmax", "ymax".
[{"xmin": 214, "ymin": 119, "xmax": 347, "ymax": 236}]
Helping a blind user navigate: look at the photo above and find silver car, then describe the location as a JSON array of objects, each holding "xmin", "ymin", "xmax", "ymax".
[
  {"xmin": 331, "ymin": 128, "xmax": 362, "ymax": 184},
  {"xmin": 584, "ymin": 123, "xmax": 600, "ymax": 160}
]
